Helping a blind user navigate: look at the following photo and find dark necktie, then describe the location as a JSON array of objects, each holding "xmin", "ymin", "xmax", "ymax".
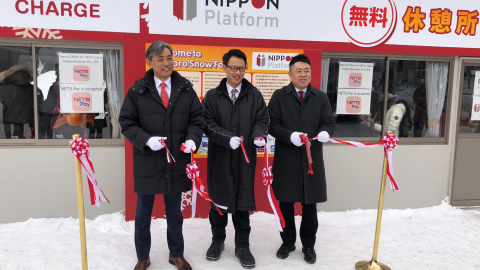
[
  {"xmin": 231, "ymin": 88, "xmax": 238, "ymax": 104},
  {"xmin": 299, "ymin": 90, "xmax": 304, "ymax": 103}
]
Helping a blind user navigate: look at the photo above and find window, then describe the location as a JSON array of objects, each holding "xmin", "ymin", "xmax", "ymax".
[
  {"xmin": 0, "ymin": 39, "xmax": 123, "ymax": 146},
  {"xmin": 322, "ymin": 53, "xmax": 451, "ymax": 142}
]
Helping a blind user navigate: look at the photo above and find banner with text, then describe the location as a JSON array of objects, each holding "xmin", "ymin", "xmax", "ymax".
[
  {"xmin": 147, "ymin": 44, "xmax": 303, "ymax": 104},
  {"xmin": 471, "ymin": 71, "xmax": 480, "ymax": 120}
]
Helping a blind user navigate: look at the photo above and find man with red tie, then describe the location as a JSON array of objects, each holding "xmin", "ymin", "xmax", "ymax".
[
  {"xmin": 120, "ymin": 41, "xmax": 204, "ymax": 270},
  {"xmin": 268, "ymin": 54, "xmax": 335, "ymax": 265}
]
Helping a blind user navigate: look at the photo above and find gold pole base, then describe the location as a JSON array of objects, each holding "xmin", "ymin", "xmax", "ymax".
[{"xmin": 355, "ymin": 259, "xmax": 391, "ymax": 270}]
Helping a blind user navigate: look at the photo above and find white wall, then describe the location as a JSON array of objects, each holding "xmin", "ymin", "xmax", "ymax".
[{"xmin": 0, "ymin": 147, "xmax": 125, "ymax": 224}]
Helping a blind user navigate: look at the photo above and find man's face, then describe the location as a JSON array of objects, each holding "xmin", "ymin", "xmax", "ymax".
[
  {"xmin": 146, "ymin": 47, "xmax": 173, "ymax": 81},
  {"xmin": 223, "ymin": 56, "xmax": 246, "ymax": 88},
  {"xmin": 289, "ymin": 61, "xmax": 311, "ymax": 90}
]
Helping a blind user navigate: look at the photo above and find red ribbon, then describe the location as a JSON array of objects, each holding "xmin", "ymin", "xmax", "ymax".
[
  {"xmin": 239, "ymin": 136, "xmax": 250, "ymax": 163},
  {"xmin": 261, "ymin": 136, "xmax": 286, "ymax": 231},
  {"xmin": 326, "ymin": 135, "xmax": 400, "ymax": 191},
  {"xmin": 299, "ymin": 134, "xmax": 314, "ymax": 174},
  {"xmin": 161, "ymin": 138, "xmax": 175, "ymax": 164},
  {"xmin": 183, "ymin": 145, "xmax": 227, "ymax": 218},
  {"xmin": 70, "ymin": 137, "xmax": 110, "ymax": 207}
]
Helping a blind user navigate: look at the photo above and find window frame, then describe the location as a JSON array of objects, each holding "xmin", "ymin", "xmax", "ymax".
[
  {"xmin": 322, "ymin": 52, "xmax": 455, "ymax": 145},
  {"xmin": 457, "ymin": 57, "xmax": 480, "ymax": 139},
  {"xmin": 0, "ymin": 37, "xmax": 124, "ymax": 147}
]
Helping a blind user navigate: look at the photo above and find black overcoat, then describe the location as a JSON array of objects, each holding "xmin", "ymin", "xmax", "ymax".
[
  {"xmin": 203, "ymin": 78, "xmax": 269, "ymax": 212},
  {"xmin": 119, "ymin": 70, "xmax": 204, "ymax": 195},
  {"xmin": 268, "ymin": 82, "xmax": 334, "ymax": 204}
]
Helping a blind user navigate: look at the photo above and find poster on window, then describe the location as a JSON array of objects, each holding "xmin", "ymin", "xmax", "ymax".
[
  {"xmin": 473, "ymin": 71, "xmax": 480, "ymax": 96},
  {"xmin": 336, "ymin": 89, "xmax": 372, "ymax": 115},
  {"xmin": 471, "ymin": 96, "xmax": 480, "ymax": 121},
  {"xmin": 58, "ymin": 53, "xmax": 105, "ymax": 113},
  {"xmin": 338, "ymin": 62, "xmax": 374, "ymax": 90}
]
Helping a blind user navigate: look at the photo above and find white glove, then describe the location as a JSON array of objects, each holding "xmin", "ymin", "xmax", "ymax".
[
  {"xmin": 316, "ymin": 131, "xmax": 330, "ymax": 143},
  {"xmin": 253, "ymin": 137, "xmax": 266, "ymax": 147},
  {"xmin": 182, "ymin": 139, "xmax": 196, "ymax": 153},
  {"xmin": 146, "ymin": 137, "xmax": 167, "ymax": 151},
  {"xmin": 290, "ymin": 132, "xmax": 304, "ymax": 147},
  {"xmin": 230, "ymin": 136, "xmax": 241, "ymax": 150}
]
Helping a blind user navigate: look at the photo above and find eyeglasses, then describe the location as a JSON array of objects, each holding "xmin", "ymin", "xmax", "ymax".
[{"xmin": 226, "ymin": 65, "xmax": 247, "ymax": 73}]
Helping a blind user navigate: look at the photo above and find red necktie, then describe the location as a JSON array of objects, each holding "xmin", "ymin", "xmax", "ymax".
[
  {"xmin": 160, "ymin": 82, "xmax": 169, "ymax": 109},
  {"xmin": 299, "ymin": 90, "xmax": 304, "ymax": 103}
]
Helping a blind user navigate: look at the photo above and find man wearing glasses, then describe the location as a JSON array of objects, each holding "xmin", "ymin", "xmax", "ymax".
[
  {"xmin": 202, "ymin": 49, "xmax": 269, "ymax": 268},
  {"xmin": 268, "ymin": 54, "xmax": 335, "ymax": 265}
]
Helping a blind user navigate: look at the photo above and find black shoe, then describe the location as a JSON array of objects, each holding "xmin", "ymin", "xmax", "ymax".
[
  {"xmin": 276, "ymin": 243, "xmax": 296, "ymax": 259},
  {"xmin": 235, "ymin": 247, "xmax": 256, "ymax": 268},
  {"xmin": 302, "ymin": 247, "xmax": 316, "ymax": 264},
  {"xmin": 206, "ymin": 242, "xmax": 225, "ymax": 260}
]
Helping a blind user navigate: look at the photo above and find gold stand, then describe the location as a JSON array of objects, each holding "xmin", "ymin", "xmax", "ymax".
[
  {"xmin": 72, "ymin": 134, "xmax": 88, "ymax": 270},
  {"xmin": 355, "ymin": 132, "xmax": 392, "ymax": 270}
]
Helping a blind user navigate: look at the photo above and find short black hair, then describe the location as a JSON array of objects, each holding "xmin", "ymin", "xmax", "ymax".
[
  {"xmin": 222, "ymin": 49, "xmax": 247, "ymax": 66},
  {"xmin": 289, "ymin": 54, "xmax": 311, "ymax": 71}
]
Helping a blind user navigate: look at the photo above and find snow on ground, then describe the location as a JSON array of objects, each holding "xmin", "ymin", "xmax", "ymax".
[{"xmin": 1, "ymin": 198, "xmax": 480, "ymax": 270}]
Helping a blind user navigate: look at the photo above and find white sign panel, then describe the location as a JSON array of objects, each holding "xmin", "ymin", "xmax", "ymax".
[
  {"xmin": 58, "ymin": 53, "xmax": 104, "ymax": 113},
  {"xmin": 338, "ymin": 62, "xmax": 374, "ymax": 90},
  {"xmin": 336, "ymin": 89, "xmax": 372, "ymax": 115},
  {"xmin": 471, "ymin": 96, "xmax": 480, "ymax": 121},
  {"xmin": 0, "ymin": 0, "xmax": 140, "ymax": 33},
  {"xmin": 474, "ymin": 71, "xmax": 480, "ymax": 96}
]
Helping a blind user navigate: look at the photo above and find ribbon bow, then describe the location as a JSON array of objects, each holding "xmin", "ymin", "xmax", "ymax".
[
  {"xmin": 327, "ymin": 134, "xmax": 400, "ymax": 191},
  {"xmin": 182, "ymin": 144, "xmax": 227, "ymax": 218},
  {"xmin": 261, "ymin": 136, "xmax": 286, "ymax": 231},
  {"xmin": 70, "ymin": 137, "xmax": 110, "ymax": 207}
]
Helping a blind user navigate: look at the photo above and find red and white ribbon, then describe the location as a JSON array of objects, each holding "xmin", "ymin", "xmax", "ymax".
[
  {"xmin": 323, "ymin": 134, "xmax": 400, "ymax": 191},
  {"xmin": 70, "ymin": 137, "xmax": 110, "ymax": 207},
  {"xmin": 183, "ymin": 145, "xmax": 227, "ymax": 218},
  {"xmin": 161, "ymin": 138, "xmax": 176, "ymax": 164},
  {"xmin": 299, "ymin": 134, "xmax": 314, "ymax": 174},
  {"xmin": 239, "ymin": 136, "xmax": 250, "ymax": 163},
  {"xmin": 261, "ymin": 136, "xmax": 286, "ymax": 232}
]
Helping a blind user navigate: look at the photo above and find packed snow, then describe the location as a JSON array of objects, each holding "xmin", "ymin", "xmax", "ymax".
[{"xmin": 1, "ymin": 198, "xmax": 479, "ymax": 270}]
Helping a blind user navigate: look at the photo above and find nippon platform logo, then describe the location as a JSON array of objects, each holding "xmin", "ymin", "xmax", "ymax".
[
  {"xmin": 173, "ymin": 0, "xmax": 197, "ymax": 21},
  {"xmin": 341, "ymin": 0, "xmax": 397, "ymax": 47},
  {"xmin": 252, "ymin": 52, "xmax": 296, "ymax": 70}
]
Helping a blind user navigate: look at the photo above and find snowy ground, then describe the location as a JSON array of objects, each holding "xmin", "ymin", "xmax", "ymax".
[{"xmin": 1, "ymin": 198, "xmax": 480, "ymax": 270}]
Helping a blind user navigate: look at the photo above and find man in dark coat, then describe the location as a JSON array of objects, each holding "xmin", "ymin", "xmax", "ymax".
[
  {"xmin": 0, "ymin": 65, "xmax": 40, "ymax": 139},
  {"xmin": 202, "ymin": 49, "xmax": 269, "ymax": 268},
  {"xmin": 268, "ymin": 54, "xmax": 334, "ymax": 265},
  {"xmin": 119, "ymin": 41, "xmax": 204, "ymax": 270}
]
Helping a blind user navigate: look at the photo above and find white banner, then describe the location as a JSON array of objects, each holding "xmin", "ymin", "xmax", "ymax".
[
  {"xmin": 336, "ymin": 89, "xmax": 372, "ymax": 115},
  {"xmin": 59, "ymin": 53, "xmax": 104, "ymax": 113},
  {"xmin": 0, "ymin": 0, "xmax": 140, "ymax": 33}
]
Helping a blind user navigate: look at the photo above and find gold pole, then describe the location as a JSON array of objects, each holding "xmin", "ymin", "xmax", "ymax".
[
  {"xmin": 72, "ymin": 134, "xmax": 88, "ymax": 270},
  {"xmin": 355, "ymin": 132, "xmax": 392, "ymax": 270}
]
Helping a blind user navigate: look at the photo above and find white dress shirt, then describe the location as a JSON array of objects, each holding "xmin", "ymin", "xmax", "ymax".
[
  {"xmin": 226, "ymin": 82, "xmax": 242, "ymax": 100},
  {"xmin": 154, "ymin": 76, "xmax": 172, "ymax": 98},
  {"xmin": 295, "ymin": 87, "xmax": 307, "ymax": 98}
]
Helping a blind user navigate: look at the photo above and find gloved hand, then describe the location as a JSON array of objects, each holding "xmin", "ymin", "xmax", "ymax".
[
  {"xmin": 146, "ymin": 137, "xmax": 167, "ymax": 151},
  {"xmin": 316, "ymin": 131, "xmax": 330, "ymax": 143},
  {"xmin": 290, "ymin": 132, "xmax": 304, "ymax": 147},
  {"xmin": 230, "ymin": 136, "xmax": 241, "ymax": 150},
  {"xmin": 253, "ymin": 137, "xmax": 266, "ymax": 147},
  {"xmin": 182, "ymin": 139, "xmax": 196, "ymax": 153}
]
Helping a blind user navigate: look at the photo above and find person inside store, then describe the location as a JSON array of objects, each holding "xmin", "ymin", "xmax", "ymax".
[
  {"xmin": 0, "ymin": 65, "xmax": 40, "ymax": 139},
  {"xmin": 119, "ymin": 41, "xmax": 204, "ymax": 270},
  {"xmin": 268, "ymin": 54, "xmax": 335, "ymax": 265},
  {"xmin": 202, "ymin": 49, "xmax": 269, "ymax": 268}
]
